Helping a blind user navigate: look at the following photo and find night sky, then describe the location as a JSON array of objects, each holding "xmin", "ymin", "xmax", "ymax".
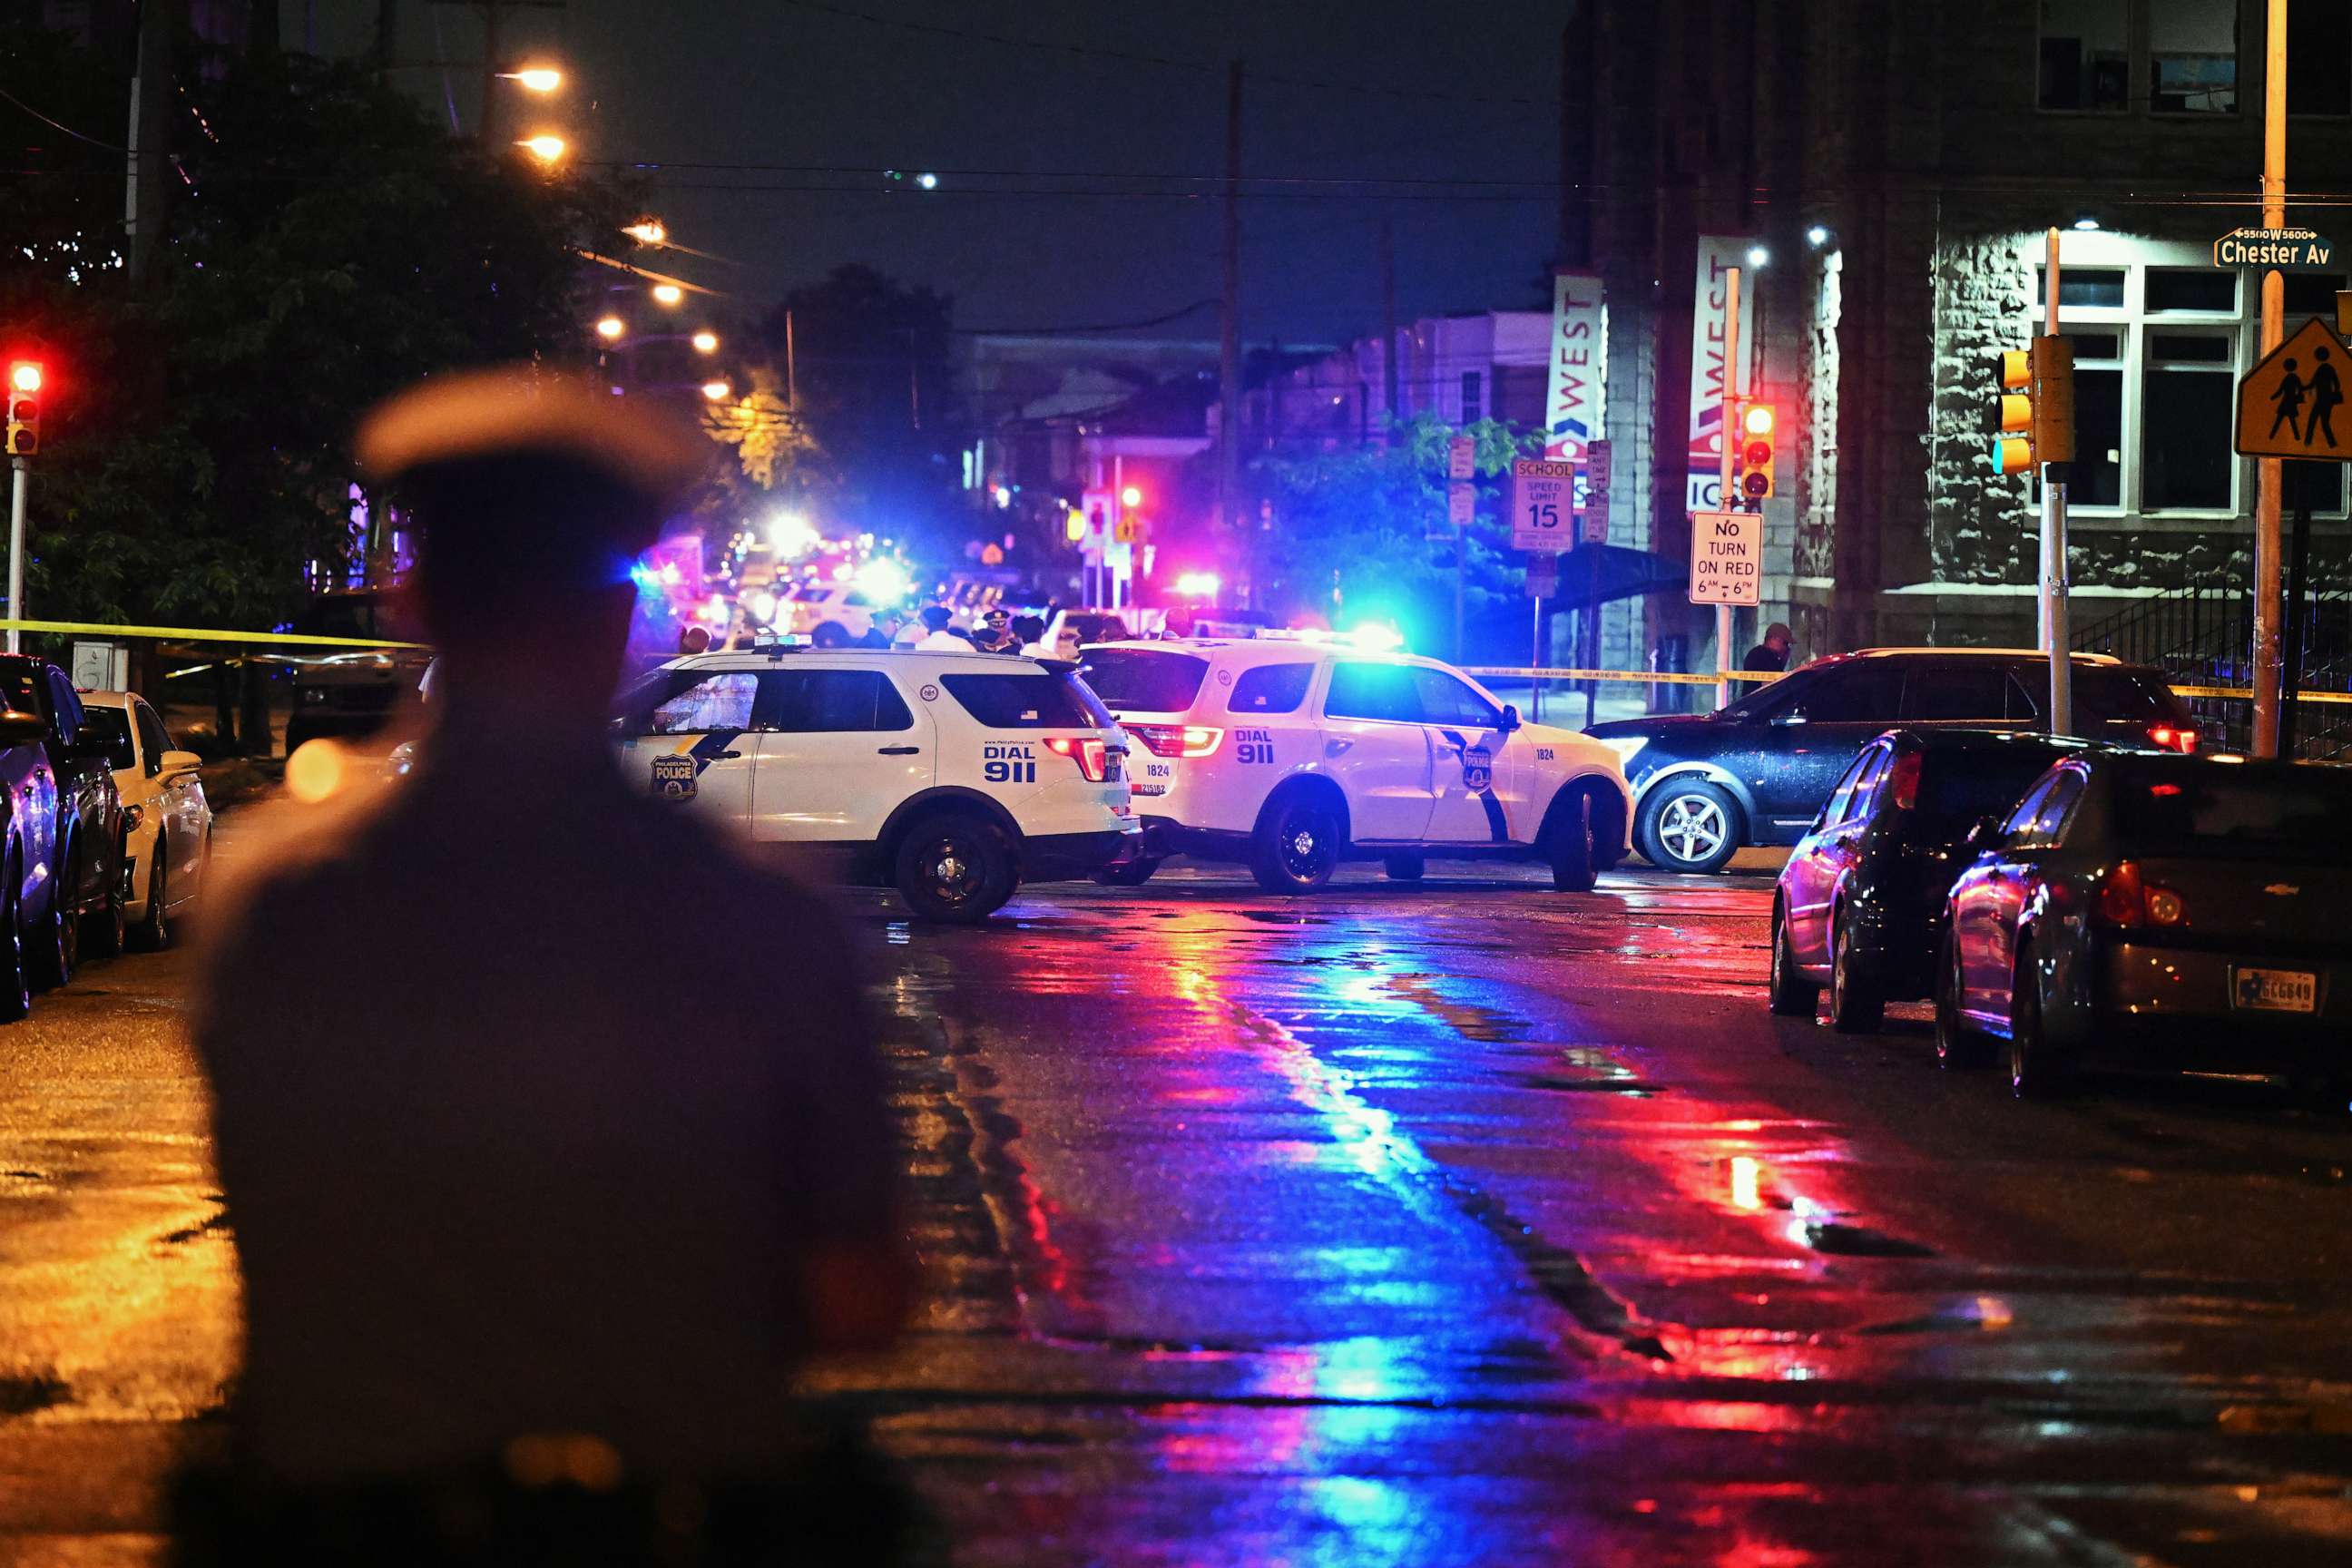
[{"xmin": 316, "ymin": 0, "xmax": 1569, "ymax": 346}]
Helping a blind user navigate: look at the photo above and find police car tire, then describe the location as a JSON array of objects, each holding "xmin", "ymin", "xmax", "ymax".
[
  {"xmin": 1636, "ymin": 780, "xmax": 1742, "ymax": 875},
  {"xmin": 1382, "ymin": 853, "xmax": 1425, "ymax": 882},
  {"xmin": 1250, "ymin": 790, "xmax": 1343, "ymax": 895},
  {"xmin": 1548, "ymin": 789, "xmax": 1599, "ymax": 893},
  {"xmin": 894, "ymin": 811, "xmax": 1017, "ymax": 923}
]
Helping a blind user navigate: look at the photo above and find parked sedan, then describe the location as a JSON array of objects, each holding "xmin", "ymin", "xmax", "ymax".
[
  {"xmin": 1587, "ymin": 649, "xmax": 2196, "ymax": 874},
  {"xmin": 1770, "ymin": 728, "xmax": 2089, "ymax": 1031},
  {"xmin": 79, "ymin": 692, "xmax": 212, "ymax": 950},
  {"xmin": 1936, "ymin": 752, "xmax": 2352, "ymax": 1097}
]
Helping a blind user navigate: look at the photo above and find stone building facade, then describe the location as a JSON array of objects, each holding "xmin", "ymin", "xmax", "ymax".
[{"xmin": 1566, "ymin": 0, "xmax": 2352, "ymax": 671}]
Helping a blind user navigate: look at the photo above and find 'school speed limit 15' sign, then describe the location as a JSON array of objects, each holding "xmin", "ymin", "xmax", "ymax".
[
  {"xmin": 1511, "ymin": 458, "xmax": 1577, "ymax": 551},
  {"xmin": 1688, "ymin": 509, "xmax": 1760, "ymax": 606}
]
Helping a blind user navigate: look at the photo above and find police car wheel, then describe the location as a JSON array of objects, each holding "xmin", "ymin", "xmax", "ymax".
[
  {"xmin": 1382, "ymin": 853, "xmax": 1425, "ymax": 882},
  {"xmin": 1636, "ymin": 780, "xmax": 1741, "ymax": 875},
  {"xmin": 1093, "ymin": 858, "xmax": 1161, "ymax": 887},
  {"xmin": 1548, "ymin": 789, "xmax": 1599, "ymax": 893},
  {"xmin": 895, "ymin": 813, "xmax": 1016, "ymax": 923},
  {"xmin": 1250, "ymin": 792, "xmax": 1342, "ymax": 894}
]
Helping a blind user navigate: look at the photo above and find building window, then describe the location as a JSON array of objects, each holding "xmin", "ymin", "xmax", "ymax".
[
  {"xmin": 2144, "ymin": 269, "xmax": 2236, "ymax": 313},
  {"xmin": 2141, "ymin": 331, "xmax": 2236, "ymax": 510},
  {"xmin": 1460, "ymin": 370, "xmax": 1482, "ymax": 425},
  {"xmin": 2148, "ymin": 0, "xmax": 2238, "ymax": 113},
  {"xmin": 2039, "ymin": 0, "xmax": 2128, "ymax": 111},
  {"xmin": 2037, "ymin": 266, "xmax": 2126, "ymax": 309},
  {"xmin": 2065, "ymin": 329, "xmax": 2125, "ymax": 507},
  {"xmin": 2289, "ymin": 3, "xmax": 2352, "ymax": 115}
]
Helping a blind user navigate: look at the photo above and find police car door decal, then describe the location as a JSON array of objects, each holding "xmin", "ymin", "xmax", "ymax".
[
  {"xmin": 1437, "ymin": 728, "xmax": 1509, "ymax": 843},
  {"xmin": 649, "ymin": 730, "xmax": 749, "ymax": 801}
]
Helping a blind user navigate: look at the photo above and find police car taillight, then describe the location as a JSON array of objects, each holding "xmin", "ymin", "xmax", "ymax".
[
  {"xmin": 1044, "ymin": 735, "xmax": 1112, "ymax": 781},
  {"xmin": 1122, "ymin": 723, "xmax": 1222, "ymax": 759}
]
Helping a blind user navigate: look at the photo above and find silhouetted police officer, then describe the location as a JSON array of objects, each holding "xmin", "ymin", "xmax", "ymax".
[{"xmin": 183, "ymin": 368, "xmax": 915, "ymax": 1564}]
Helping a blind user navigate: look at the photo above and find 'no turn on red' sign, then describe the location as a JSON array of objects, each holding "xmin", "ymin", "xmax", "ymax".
[{"xmin": 1688, "ymin": 509, "xmax": 1760, "ymax": 606}]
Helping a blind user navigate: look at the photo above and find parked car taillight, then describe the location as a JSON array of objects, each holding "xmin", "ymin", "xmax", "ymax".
[
  {"xmin": 2098, "ymin": 859, "xmax": 2188, "ymax": 928},
  {"xmin": 1044, "ymin": 735, "xmax": 1112, "ymax": 781},
  {"xmin": 1122, "ymin": 723, "xmax": 1223, "ymax": 759},
  {"xmin": 2147, "ymin": 724, "xmax": 2198, "ymax": 754}
]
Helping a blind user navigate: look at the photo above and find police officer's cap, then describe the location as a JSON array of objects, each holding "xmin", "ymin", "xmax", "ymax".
[{"xmin": 356, "ymin": 367, "xmax": 709, "ymax": 593}]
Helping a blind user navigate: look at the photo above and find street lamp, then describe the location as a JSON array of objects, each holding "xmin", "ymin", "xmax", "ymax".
[
  {"xmin": 701, "ymin": 379, "xmax": 731, "ymax": 402},
  {"xmin": 502, "ymin": 66, "xmax": 563, "ymax": 93},
  {"xmin": 651, "ymin": 283, "xmax": 684, "ymax": 308},
  {"xmin": 594, "ymin": 316, "xmax": 625, "ymax": 341},
  {"xmin": 622, "ymin": 219, "xmax": 667, "ymax": 246},
  {"xmin": 1745, "ymin": 244, "xmax": 1770, "ymax": 269},
  {"xmin": 516, "ymin": 133, "xmax": 567, "ymax": 165},
  {"xmin": 1120, "ymin": 484, "xmax": 1142, "ymax": 509},
  {"xmin": 690, "ymin": 329, "xmax": 719, "ymax": 355}
]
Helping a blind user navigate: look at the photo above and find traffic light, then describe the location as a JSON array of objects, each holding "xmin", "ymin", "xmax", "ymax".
[
  {"xmin": 1993, "ymin": 336, "xmax": 2073, "ymax": 475},
  {"xmin": 1735, "ymin": 403, "xmax": 1776, "ymax": 501},
  {"xmin": 4, "ymin": 361, "xmax": 38, "ymax": 458}
]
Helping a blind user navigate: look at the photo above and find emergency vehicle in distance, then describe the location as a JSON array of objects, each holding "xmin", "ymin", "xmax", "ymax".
[
  {"xmin": 612, "ymin": 645, "xmax": 1139, "ymax": 921},
  {"xmin": 1074, "ymin": 636, "xmax": 1633, "ymax": 893}
]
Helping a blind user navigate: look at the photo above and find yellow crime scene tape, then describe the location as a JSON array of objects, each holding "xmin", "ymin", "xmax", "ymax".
[
  {"xmin": 1462, "ymin": 665, "xmax": 1779, "ymax": 686},
  {"xmin": 0, "ymin": 617, "xmax": 426, "ymax": 650}
]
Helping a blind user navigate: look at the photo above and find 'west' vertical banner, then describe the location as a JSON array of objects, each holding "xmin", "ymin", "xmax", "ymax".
[
  {"xmin": 1686, "ymin": 236, "xmax": 1758, "ymax": 513},
  {"xmin": 1543, "ymin": 272, "xmax": 1605, "ymax": 465}
]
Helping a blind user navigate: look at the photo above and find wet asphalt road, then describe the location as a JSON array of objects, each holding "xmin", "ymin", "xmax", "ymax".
[{"xmin": 8, "ymin": 850, "xmax": 2352, "ymax": 1563}]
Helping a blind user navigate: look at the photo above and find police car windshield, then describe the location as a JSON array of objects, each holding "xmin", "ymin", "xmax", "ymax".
[
  {"xmin": 1076, "ymin": 649, "xmax": 1210, "ymax": 715},
  {"xmin": 81, "ymin": 705, "xmax": 137, "ymax": 771},
  {"xmin": 942, "ymin": 671, "xmax": 1113, "ymax": 730}
]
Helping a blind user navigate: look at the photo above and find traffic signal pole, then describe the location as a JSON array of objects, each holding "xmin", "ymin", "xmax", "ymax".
[
  {"xmin": 6, "ymin": 458, "xmax": 26, "ymax": 654},
  {"xmin": 2041, "ymin": 226, "xmax": 2073, "ymax": 737},
  {"xmin": 1715, "ymin": 267, "xmax": 1740, "ymax": 709},
  {"xmin": 2252, "ymin": 0, "xmax": 2288, "ymax": 757}
]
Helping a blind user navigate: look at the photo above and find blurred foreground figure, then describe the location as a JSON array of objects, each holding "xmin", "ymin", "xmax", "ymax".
[{"xmin": 183, "ymin": 368, "xmax": 916, "ymax": 1565}]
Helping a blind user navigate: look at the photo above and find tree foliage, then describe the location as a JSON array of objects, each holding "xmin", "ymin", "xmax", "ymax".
[
  {"xmin": 0, "ymin": 33, "xmax": 628, "ymax": 629},
  {"xmin": 1251, "ymin": 415, "xmax": 1537, "ymax": 659}
]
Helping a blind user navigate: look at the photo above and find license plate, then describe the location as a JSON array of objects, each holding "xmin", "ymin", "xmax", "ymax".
[{"xmin": 2232, "ymin": 966, "xmax": 2318, "ymax": 1014}]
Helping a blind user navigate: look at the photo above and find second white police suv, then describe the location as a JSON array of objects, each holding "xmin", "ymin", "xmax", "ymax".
[
  {"xmin": 1076, "ymin": 637, "xmax": 1634, "ymax": 893},
  {"xmin": 614, "ymin": 645, "xmax": 1140, "ymax": 922}
]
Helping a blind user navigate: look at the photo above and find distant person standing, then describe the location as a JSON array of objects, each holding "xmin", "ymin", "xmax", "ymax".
[
  {"xmin": 912, "ymin": 603, "xmax": 970, "ymax": 651},
  {"xmin": 184, "ymin": 368, "xmax": 915, "ymax": 1563},
  {"xmin": 1742, "ymin": 622, "xmax": 1794, "ymax": 673},
  {"xmin": 969, "ymin": 606, "xmax": 1022, "ymax": 655},
  {"xmin": 1012, "ymin": 614, "xmax": 1050, "ymax": 656}
]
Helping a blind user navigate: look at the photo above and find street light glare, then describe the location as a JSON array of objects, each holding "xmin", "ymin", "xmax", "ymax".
[
  {"xmin": 2073, "ymin": 214, "xmax": 2102, "ymax": 231},
  {"xmin": 1806, "ymin": 225, "xmax": 1829, "ymax": 248},
  {"xmin": 916, "ymin": 172, "xmax": 939, "ymax": 191},
  {"xmin": 691, "ymin": 330, "xmax": 720, "ymax": 354},
  {"xmin": 505, "ymin": 66, "xmax": 563, "ymax": 93},
  {"xmin": 701, "ymin": 379, "xmax": 731, "ymax": 402},
  {"xmin": 651, "ymin": 283, "xmax": 684, "ymax": 307},
  {"xmin": 593, "ymin": 316, "xmax": 625, "ymax": 341},
  {"xmin": 516, "ymin": 133, "xmax": 566, "ymax": 164},
  {"xmin": 1120, "ymin": 485, "xmax": 1143, "ymax": 509},
  {"xmin": 1745, "ymin": 245, "xmax": 1770, "ymax": 268},
  {"xmin": 622, "ymin": 219, "xmax": 667, "ymax": 246}
]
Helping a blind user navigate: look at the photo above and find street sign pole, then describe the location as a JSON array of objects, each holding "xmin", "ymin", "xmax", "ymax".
[
  {"xmin": 6, "ymin": 458, "xmax": 26, "ymax": 655},
  {"xmin": 2281, "ymin": 462, "xmax": 2312, "ymax": 755},
  {"xmin": 2253, "ymin": 0, "xmax": 2288, "ymax": 757},
  {"xmin": 2041, "ymin": 226, "xmax": 2073, "ymax": 738},
  {"xmin": 1715, "ymin": 267, "xmax": 1740, "ymax": 709}
]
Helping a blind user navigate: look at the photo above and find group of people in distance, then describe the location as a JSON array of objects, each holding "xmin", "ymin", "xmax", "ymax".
[{"xmin": 897, "ymin": 603, "xmax": 1078, "ymax": 659}]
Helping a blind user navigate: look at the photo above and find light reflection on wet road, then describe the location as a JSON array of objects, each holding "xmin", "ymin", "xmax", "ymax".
[
  {"xmin": 7, "ymin": 856, "xmax": 2352, "ymax": 1563},
  {"xmin": 821, "ymin": 861, "xmax": 2352, "ymax": 1566}
]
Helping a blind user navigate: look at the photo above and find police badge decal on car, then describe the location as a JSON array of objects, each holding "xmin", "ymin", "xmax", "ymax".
[{"xmin": 651, "ymin": 754, "xmax": 697, "ymax": 800}]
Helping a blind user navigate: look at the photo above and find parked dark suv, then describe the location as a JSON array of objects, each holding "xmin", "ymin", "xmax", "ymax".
[
  {"xmin": 0, "ymin": 654, "xmax": 126, "ymax": 1014},
  {"xmin": 1585, "ymin": 649, "xmax": 2196, "ymax": 874}
]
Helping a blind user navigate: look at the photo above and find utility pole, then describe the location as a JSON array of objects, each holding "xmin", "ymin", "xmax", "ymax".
[
  {"xmin": 2252, "ymin": 0, "xmax": 2288, "ymax": 757},
  {"xmin": 1715, "ymin": 267, "xmax": 1740, "ymax": 709},
  {"xmin": 6, "ymin": 460, "xmax": 25, "ymax": 655},
  {"xmin": 1218, "ymin": 59, "xmax": 1244, "ymax": 558},
  {"xmin": 2041, "ymin": 226, "xmax": 2073, "ymax": 736},
  {"xmin": 125, "ymin": 0, "xmax": 174, "ymax": 293},
  {"xmin": 784, "ymin": 309, "xmax": 799, "ymax": 407}
]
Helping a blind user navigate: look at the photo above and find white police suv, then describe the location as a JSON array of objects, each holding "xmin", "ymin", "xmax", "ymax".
[
  {"xmin": 1075, "ymin": 638, "xmax": 1632, "ymax": 893},
  {"xmin": 614, "ymin": 646, "xmax": 1139, "ymax": 921}
]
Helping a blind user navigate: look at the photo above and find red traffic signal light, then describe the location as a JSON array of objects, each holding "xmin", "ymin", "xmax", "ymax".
[
  {"xmin": 1736, "ymin": 402, "xmax": 1776, "ymax": 501},
  {"xmin": 4, "ymin": 360, "xmax": 40, "ymax": 457}
]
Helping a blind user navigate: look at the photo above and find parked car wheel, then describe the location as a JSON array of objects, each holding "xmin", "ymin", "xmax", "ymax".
[
  {"xmin": 894, "ymin": 812, "xmax": 1016, "ymax": 923},
  {"xmin": 132, "ymin": 845, "xmax": 171, "ymax": 952},
  {"xmin": 1768, "ymin": 899, "xmax": 1820, "ymax": 1017},
  {"xmin": 33, "ymin": 848, "xmax": 76, "ymax": 990},
  {"xmin": 1827, "ymin": 903, "xmax": 1884, "ymax": 1034},
  {"xmin": 1382, "ymin": 853, "xmax": 1425, "ymax": 883},
  {"xmin": 2007, "ymin": 942, "xmax": 2070, "ymax": 1099},
  {"xmin": 83, "ymin": 839, "xmax": 128, "ymax": 960},
  {"xmin": 1933, "ymin": 932, "xmax": 1991, "ymax": 1069},
  {"xmin": 1250, "ymin": 789, "xmax": 1342, "ymax": 894},
  {"xmin": 1548, "ymin": 790, "xmax": 1599, "ymax": 893},
  {"xmin": 1637, "ymin": 779, "xmax": 1740, "ymax": 875}
]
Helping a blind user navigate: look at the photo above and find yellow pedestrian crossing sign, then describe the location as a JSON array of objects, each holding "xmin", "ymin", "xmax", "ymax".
[{"xmin": 2236, "ymin": 317, "xmax": 2352, "ymax": 460}]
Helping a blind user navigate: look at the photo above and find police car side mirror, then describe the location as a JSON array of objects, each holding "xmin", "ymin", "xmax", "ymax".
[
  {"xmin": 1498, "ymin": 704, "xmax": 1522, "ymax": 733},
  {"xmin": 1769, "ymin": 707, "xmax": 1808, "ymax": 728}
]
